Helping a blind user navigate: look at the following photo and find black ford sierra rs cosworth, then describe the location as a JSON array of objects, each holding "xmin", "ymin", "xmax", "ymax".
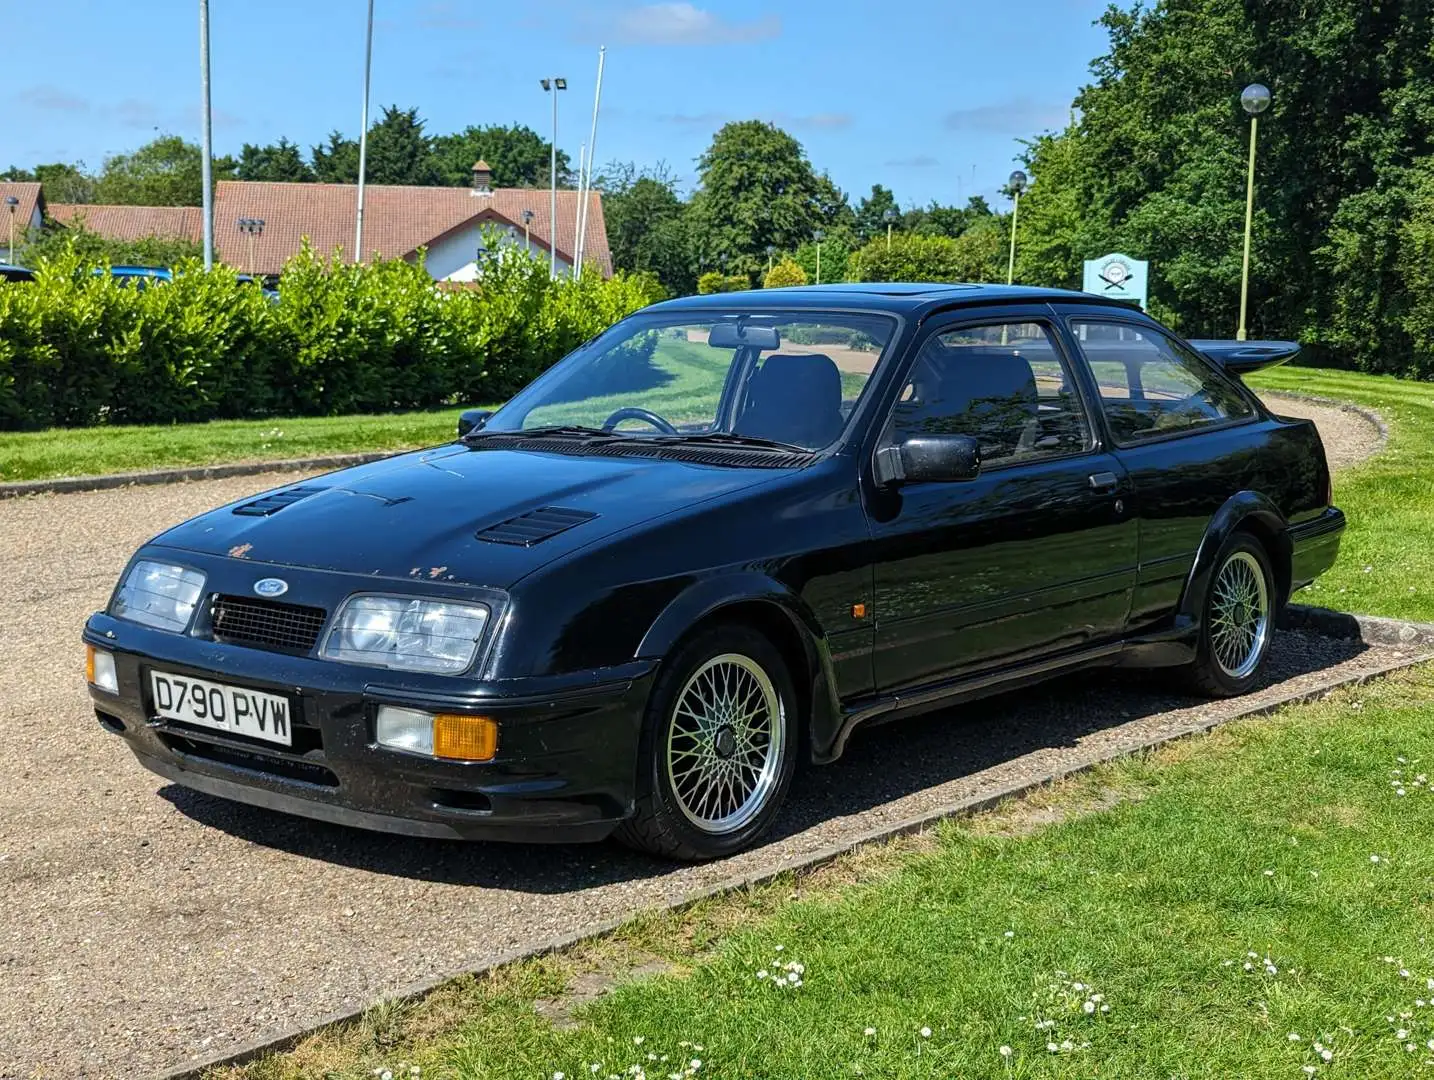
[{"xmin": 85, "ymin": 284, "xmax": 1344, "ymax": 859}]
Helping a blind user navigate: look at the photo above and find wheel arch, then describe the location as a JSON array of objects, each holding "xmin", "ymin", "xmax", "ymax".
[
  {"xmin": 635, "ymin": 574, "xmax": 841, "ymax": 762},
  {"xmin": 1178, "ymin": 491, "xmax": 1292, "ymax": 626}
]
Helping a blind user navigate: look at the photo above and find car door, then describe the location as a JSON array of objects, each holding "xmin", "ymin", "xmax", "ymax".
[
  {"xmin": 865, "ymin": 310, "xmax": 1139, "ymax": 693},
  {"xmin": 1057, "ymin": 311, "xmax": 1263, "ymax": 632}
]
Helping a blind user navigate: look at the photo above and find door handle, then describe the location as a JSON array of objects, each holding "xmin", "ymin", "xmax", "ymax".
[{"xmin": 1088, "ymin": 471, "xmax": 1119, "ymax": 495}]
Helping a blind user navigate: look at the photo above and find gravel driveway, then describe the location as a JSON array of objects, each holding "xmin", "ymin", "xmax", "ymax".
[{"xmin": 0, "ymin": 401, "xmax": 1391, "ymax": 1078}]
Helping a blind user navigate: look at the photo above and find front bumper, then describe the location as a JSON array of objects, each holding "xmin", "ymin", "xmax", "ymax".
[
  {"xmin": 83, "ymin": 612, "xmax": 655, "ymax": 842},
  {"xmin": 1289, "ymin": 505, "xmax": 1347, "ymax": 592}
]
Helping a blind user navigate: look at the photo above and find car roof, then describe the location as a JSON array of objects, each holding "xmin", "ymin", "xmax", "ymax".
[{"xmin": 645, "ymin": 282, "xmax": 1135, "ymax": 318}]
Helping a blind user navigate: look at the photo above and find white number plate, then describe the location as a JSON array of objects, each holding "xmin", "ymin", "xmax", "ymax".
[{"xmin": 149, "ymin": 671, "xmax": 292, "ymax": 747}]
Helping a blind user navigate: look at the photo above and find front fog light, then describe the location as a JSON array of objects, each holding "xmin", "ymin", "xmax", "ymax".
[
  {"xmin": 376, "ymin": 705, "xmax": 434, "ymax": 755},
  {"xmin": 376, "ymin": 705, "xmax": 497, "ymax": 762},
  {"xmin": 86, "ymin": 646, "xmax": 119, "ymax": 694}
]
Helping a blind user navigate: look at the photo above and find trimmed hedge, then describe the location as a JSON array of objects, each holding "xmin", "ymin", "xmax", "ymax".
[{"xmin": 0, "ymin": 244, "xmax": 663, "ymax": 430}]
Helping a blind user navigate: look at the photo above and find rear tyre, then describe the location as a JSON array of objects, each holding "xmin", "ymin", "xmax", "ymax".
[
  {"xmin": 1186, "ymin": 531, "xmax": 1276, "ymax": 698},
  {"xmin": 617, "ymin": 625, "xmax": 798, "ymax": 860}
]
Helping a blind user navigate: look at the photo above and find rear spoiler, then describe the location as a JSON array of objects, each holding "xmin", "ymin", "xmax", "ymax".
[{"xmin": 1188, "ymin": 339, "xmax": 1300, "ymax": 376}]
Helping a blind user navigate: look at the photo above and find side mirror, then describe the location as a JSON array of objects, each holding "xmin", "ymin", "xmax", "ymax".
[
  {"xmin": 874, "ymin": 434, "xmax": 981, "ymax": 486},
  {"xmin": 457, "ymin": 409, "xmax": 493, "ymax": 437}
]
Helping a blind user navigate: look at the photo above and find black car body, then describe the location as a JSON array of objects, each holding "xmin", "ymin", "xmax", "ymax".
[{"xmin": 85, "ymin": 284, "xmax": 1344, "ymax": 858}]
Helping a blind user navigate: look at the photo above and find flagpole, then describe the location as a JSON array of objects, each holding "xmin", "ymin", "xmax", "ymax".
[
  {"xmin": 575, "ymin": 45, "xmax": 605, "ymax": 278},
  {"xmin": 354, "ymin": 0, "xmax": 374, "ymax": 263}
]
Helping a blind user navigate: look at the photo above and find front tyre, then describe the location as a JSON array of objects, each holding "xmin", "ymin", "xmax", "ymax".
[
  {"xmin": 618, "ymin": 625, "xmax": 797, "ymax": 860},
  {"xmin": 1187, "ymin": 531, "xmax": 1276, "ymax": 697}
]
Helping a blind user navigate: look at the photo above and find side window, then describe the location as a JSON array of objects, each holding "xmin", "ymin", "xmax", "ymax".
[
  {"xmin": 884, "ymin": 322, "xmax": 1092, "ymax": 466},
  {"xmin": 1070, "ymin": 321, "xmax": 1254, "ymax": 445}
]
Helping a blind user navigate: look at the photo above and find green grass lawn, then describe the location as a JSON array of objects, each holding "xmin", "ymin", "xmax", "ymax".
[
  {"xmin": 0, "ymin": 408, "xmax": 472, "ymax": 483},
  {"xmin": 213, "ymin": 664, "xmax": 1434, "ymax": 1080},
  {"xmin": 1246, "ymin": 366, "xmax": 1434, "ymax": 623}
]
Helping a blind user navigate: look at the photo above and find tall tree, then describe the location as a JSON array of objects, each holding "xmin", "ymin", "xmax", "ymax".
[
  {"xmin": 4, "ymin": 162, "xmax": 97, "ymax": 203},
  {"xmin": 854, "ymin": 184, "xmax": 899, "ymax": 243},
  {"xmin": 690, "ymin": 121, "xmax": 841, "ymax": 276},
  {"xmin": 93, "ymin": 136, "xmax": 232, "ymax": 206},
  {"xmin": 598, "ymin": 162, "xmax": 692, "ymax": 293},
  {"xmin": 236, "ymin": 138, "xmax": 314, "ymax": 182},
  {"xmin": 310, "ymin": 131, "xmax": 359, "ymax": 183},
  {"xmin": 363, "ymin": 106, "xmax": 441, "ymax": 185},
  {"xmin": 432, "ymin": 124, "xmax": 572, "ymax": 188}
]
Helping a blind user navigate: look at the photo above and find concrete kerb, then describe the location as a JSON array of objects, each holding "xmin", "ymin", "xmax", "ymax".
[
  {"xmin": 0, "ymin": 453, "xmax": 396, "ymax": 500},
  {"xmin": 155, "ymin": 612, "xmax": 1434, "ymax": 1080}
]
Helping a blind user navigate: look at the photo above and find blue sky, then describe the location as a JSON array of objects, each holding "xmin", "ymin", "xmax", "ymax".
[{"xmin": 5, "ymin": 0, "xmax": 1111, "ymax": 209}]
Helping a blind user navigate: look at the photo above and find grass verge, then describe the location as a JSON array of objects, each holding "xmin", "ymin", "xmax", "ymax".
[
  {"xmin": 0, "ymin": 409, "xmax": 476, "ymax": 483},
  {"xmin": 209, "ymin": 662, "xmax": 1434, "ymax": 1080},
  {"xmin": 1246, "ymin": 365, "xmax": 1434, "ymax": 623}
]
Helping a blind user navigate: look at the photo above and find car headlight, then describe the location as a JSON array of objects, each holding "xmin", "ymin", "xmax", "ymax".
[
  {"xmin": 322, "ymin": 594, "xmax": 490, "ymax": 675},
  {"xmin": 111, "ymin": 560, "xmax": 206, "ymax": 632}
]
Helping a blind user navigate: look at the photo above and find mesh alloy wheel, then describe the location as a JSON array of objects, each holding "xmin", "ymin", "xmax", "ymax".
[
  {"xmin": 664, "ymin": 653, "xmax": 785, "ymax": 834},
  {"xmin": 1208, "ymin": 549, "xmax": 1271, "ymax": 680}
]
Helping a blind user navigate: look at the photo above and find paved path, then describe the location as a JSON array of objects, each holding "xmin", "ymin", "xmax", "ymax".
[{"xmin": 0, "ymin": 401, "xmax": 1389, "ymax": 1078}]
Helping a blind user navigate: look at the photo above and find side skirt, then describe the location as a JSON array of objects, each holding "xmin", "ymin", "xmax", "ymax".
[{"xmin": 816, "ymin": 625, "xmax": 1199, "ymax": 764}]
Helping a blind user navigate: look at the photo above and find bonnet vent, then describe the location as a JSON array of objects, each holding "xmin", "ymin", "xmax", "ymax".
[
  {"xmin": 475, "ymin": 506, "xmax": 597, "ymax": 547},
  {"xmin": 232, "ymin": 486, "xmax": 326, "ymax": 517}
]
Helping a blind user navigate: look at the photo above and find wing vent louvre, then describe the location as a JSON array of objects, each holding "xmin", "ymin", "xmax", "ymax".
[
  {"xmin": 475, "ymin": 506, "xmax": 597, "ymax": 547},
  {"xmin": 232, "ymin": 486, "xmax": 326, "ymax": 517}
]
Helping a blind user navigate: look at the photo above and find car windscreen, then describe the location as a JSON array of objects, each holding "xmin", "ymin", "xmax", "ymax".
[{"xmin": 484, "ymin": 310, "xmax": 897, "ymax": 451}]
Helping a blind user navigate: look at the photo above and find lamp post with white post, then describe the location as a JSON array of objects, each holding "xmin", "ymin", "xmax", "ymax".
[
  {"xmin": 1006, "ymin": 170, "xmax": 1027, "ymax": 285},
  {"xmin": 540, "ymin": 77, "xmax": 567, "ymax": 280},
  {"xmin": 814, "ymin": 229, "xmax": 824, "ymax": 286},
  {"xmin": 884, "ymin": 206, "xmax": 898, "ymax": 252},
  {"xmin": 1237, "ymin": 82, "xmax": 1271, "ymax": 341},
  {"xmin": 521, "ymin": 208, "xmax": 534, "ymax": 252},
  {"xmin": 4, "ymin": 196, "xmax": 17, "ymax": 263},
  {"xmin": 766, "ymin": 244, "xmax": 775, "ymax": 273}
]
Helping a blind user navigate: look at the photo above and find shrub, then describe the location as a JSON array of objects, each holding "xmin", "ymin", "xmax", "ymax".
[
  {"xmin": 851, "ymin": 225, "xmax": 1006, "ymax": 284},
  {"xmin": 0, "ymin": 240, "xmax": 653, "ymax": 430},
  {"xmin": 697, "ymin": 271, "xmax": 748, "ymax": 294},
  {"xmin": 763, "ymin": 258, "xmax": 807, "ymax": 288}
]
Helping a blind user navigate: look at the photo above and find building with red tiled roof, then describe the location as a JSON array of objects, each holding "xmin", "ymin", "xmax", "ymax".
[
  {"xmin": 49, "ymin": 204, "xmax": 203, "ymax": 243},
  {"xmin": 43, "ymin": 174, "xmax": 611, "ymax": 280},
  {"xmin": 1, "ymin": 182, "xmax": 45, "ymax": 263}
]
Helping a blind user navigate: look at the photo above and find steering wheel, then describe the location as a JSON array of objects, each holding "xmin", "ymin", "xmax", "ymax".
[{"xmin": 602, "ymin": 407, "xmax": 679, "ymax": 434}]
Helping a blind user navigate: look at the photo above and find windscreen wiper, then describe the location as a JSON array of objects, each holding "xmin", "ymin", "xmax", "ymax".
[
  {"xmin": 646, "ymin": 431, "xmax": 809, "ymax": 453},
  {"xmin": 464, "ymin": 425, "xmax": 626, "ymax": 443}
]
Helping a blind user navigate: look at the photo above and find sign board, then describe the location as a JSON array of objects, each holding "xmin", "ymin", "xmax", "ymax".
[{"xmin": 1082, "ymin": 252, "xmax": 1149, "ymax": 309}]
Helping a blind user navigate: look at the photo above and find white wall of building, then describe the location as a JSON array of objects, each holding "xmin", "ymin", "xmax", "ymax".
[{"xmin": 423, "ymin": 219, "xmax": 572, "ymax": 282}]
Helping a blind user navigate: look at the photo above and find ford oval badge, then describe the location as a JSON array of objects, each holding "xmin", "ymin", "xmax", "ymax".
[{"xmin": 253, "ymin": 577, "xmax": 289, "ymax": 598}]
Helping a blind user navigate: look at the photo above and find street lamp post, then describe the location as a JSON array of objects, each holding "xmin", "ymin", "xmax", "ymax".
[
  {"xmin": 765, "ymin": 245, "xmax": 776, "ymax": 273},
  {"xmin": 540, "ymin": 77, "xmax": 567, "ymax": 280},
  {"xmin": 199, "ymin": 0, "xmax": 214, "ymax": 270},
  {"xmin": 814, "ymin": 229, "xmax": 824, "ymax": 286},
  {"xmin": 884, "ymin": 206, "xmax": 898, "ymax": 252},
  {"xmin": 1006, "ymin": 170, "xmax": 1028, "ymax": 285},
  {"xmin": 1237, "ymin": 83, "xmax": 1271, "ymax": 341},
  {"xmin": 4, "ymin": 196, "xmax": 18, "ymax": 262},
  {"xmin": 237, "ymin": 217, "xmax": 265, "ymax": 273},
  {"xmin": 521, "ymin": 208, "xmax": 534, "ymax": 251}
]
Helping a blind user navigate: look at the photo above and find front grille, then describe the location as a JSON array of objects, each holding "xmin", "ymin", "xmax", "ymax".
[{"xmin": 212, "ymin": 595, "xmax": 328, "ymax": 653}]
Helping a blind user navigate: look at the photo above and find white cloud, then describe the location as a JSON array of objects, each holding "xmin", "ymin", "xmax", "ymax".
[{"xmin": 607, "ymin": 3, "xmax": 780, "ymax": 45}]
